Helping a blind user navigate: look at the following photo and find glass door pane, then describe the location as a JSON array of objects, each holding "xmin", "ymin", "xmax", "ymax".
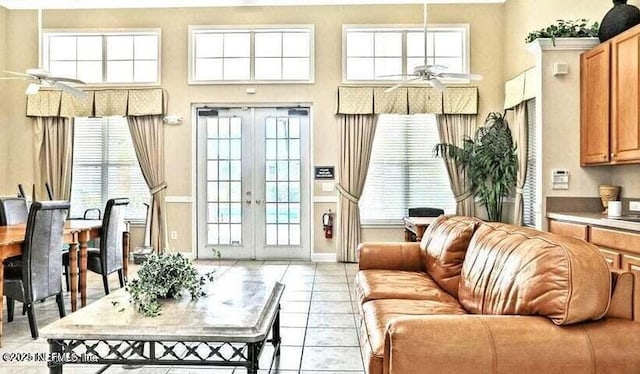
[
  {"xmin": 255, "ymin": 108, "xmax": 309, "ymax": 259},
  {"xmin": 197, "ymin": 106, "xmax": 309, "ymax": 260},
  {"xmin": 197, "ymin": 108, "xmax": 253, "ymax": 259}
]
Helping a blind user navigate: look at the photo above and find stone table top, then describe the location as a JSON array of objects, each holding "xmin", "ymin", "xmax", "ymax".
[{"xmin": 41, "ymin": 279, "xmax": 284, "ymax": 343}]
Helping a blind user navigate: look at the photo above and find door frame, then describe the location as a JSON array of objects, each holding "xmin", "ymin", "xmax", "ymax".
[{"xmin": 190, "ymin": 102, "xmax": 314, "ymax": 260}]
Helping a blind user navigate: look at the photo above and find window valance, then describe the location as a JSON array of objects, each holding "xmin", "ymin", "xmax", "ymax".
[
  {"xmin": 26, "ymin": 88, "xmax": 166, "ymax": 118},
  {"xmin": 336, "ymin": 86, "xmax": 478, "ymax": 115},
  {"xmin": 504, "ymin": 67, "xmax": 537, "ymax": 110}
]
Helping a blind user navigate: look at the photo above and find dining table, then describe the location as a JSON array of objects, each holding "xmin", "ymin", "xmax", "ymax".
[{"xmin": 0, "ymin": 219, "xmax": 130, "ymax": 347}]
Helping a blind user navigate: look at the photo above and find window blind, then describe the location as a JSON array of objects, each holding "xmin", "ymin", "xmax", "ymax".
[
  {"xmin": 359, "ymin": 114, "xmax": 455, "ymax": 225},
  {"xmin": 70, "ymin": 117, "xmax": 149, "ymax": 221},
  {"xmin": 523, "ymin": 99, "xmax": 537, "ymax": 227}
]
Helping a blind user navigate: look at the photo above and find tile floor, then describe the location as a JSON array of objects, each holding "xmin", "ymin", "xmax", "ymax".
[{"xmin": 0, "ymin": 260, "xmax": 364, "ymax": 374}]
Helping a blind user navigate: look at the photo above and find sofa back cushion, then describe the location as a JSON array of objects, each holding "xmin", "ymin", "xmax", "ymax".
[
  {"xmin": 459, "ymin": 222, "xmax": 611, "ymax": 325},
  {"xmin": 420, "ymin": 215, "xmax": 481, "ymax": 297}
]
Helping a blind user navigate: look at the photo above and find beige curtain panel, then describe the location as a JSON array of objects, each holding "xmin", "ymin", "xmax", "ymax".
[
  {"xmin": 33, "ymin": 117, "xmax": 74, "ymax": 200},
  {"xmin": 337, "ymin": 86, "xmax": 478, "ymax": 115},
  {"xmin": 337, "ymin": 114, "xmax": 378, "ymax": 262},
  {"xmin": 436, "ymin": 114, "xmax": 477, "ymax": 216},
  {"xmin": 512, "ymin": 102, "xmax": 528, "ymax": 226},
  {"xmin": 127, "ymin": 115, "xmax": 169, "ymax": 254},
  {"xmin": 27, "ymin": 88, "xmax": 166, "ymax": 117}
]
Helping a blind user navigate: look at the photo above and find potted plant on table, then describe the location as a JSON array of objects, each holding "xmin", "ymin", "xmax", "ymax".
[
  {"xmin": 433, "ymin": 112, "xmax": 517, "ymax": 222},
  {"xmin": 126, "ymin": 252, "xmax": 215, "ymax": 317}
]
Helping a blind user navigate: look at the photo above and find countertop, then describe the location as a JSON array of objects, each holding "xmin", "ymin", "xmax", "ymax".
[{"xmin": 547, "ymin": 212, "xmax": 640, "ymax": 232}]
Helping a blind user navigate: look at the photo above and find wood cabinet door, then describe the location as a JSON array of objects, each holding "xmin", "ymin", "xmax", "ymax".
[
  {"xmin": 548, "ymin": 219, "xmax": 588, "ymax": 241},
  {"xmin": 611, "ymin": 29, "xmax": 640, "ymax": 163},
  {"xmin": 581, "ymin": 43, "xmax": 611, "ymax": 165},
  {"xmin": 600, "ymin": 248, "xmax": 622, "ymax": 270},
  {"xmin": 622, "ymin": 253, "xmax": 640, "ymax": 272}
]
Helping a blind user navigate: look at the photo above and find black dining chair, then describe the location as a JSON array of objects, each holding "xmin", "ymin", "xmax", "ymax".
[
  {"xmin": 63, "ymin": 198, "xmax": 129, "ymax": 295},
  {"xmin": 0, "ymin": 196, "xmax": 29, "ymax": 226},
  {"xmin": 3, "ymin": 200, "xmax": 69, "ymax": 339}
]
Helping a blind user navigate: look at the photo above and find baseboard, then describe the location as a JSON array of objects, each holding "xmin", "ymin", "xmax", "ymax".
[{"xmin": 311, "ymin": 252, "xmax": 337, "ymax": 262}]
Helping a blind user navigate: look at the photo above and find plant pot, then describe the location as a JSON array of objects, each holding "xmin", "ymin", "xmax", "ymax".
[
  {"xmin": 599, "ymin": 185, "xmax": 621, "ymax": 214},
  {"xmin": 599, "ymin": 0, "xmax": 640, "ymax": 42}
]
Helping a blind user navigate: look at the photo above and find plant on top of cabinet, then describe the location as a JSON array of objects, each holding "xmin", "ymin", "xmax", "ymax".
[{"xmin": 526, "ymin": 19, "xmax": 600, "ymax": 45}]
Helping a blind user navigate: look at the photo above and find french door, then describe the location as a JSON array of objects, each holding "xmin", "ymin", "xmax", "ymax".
[{"xmin": 196, "ymin": 106, "xmax": 310, "ymax": 259}]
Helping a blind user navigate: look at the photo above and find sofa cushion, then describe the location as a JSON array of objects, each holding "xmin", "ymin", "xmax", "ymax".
[
  {"xmin": 356, "ymin": 269, "xmax": 458, "ymax": 304},
  {"xmin": 360, "ymin": 298, "xmax": 467, "ymax": 374},
  {"xmin": 420, "ymin": 215, "xmax": 481, "ymax": 297},
  {"xmin": 459, "ymin": 222, "xmax": 611, "ymax": 325}
]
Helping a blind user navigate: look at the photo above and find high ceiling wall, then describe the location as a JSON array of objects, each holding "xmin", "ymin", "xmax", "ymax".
[{"xmin": 0, "ymin": 3, "xmax": 505, "ymax": 252}]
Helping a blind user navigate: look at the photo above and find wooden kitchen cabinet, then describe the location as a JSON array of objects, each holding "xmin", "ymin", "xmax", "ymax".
[
  {"xmin": 611, "ymin": 29, "xmax": 640, "ymax": 162},
  {"xmin": 548, "ymin": 220, "xmax": 589, "ymax": 241},
  {"xmin": 622, "ymin": 253, "xmax": 640, "ymax": 272},
  {"xmin": 581, "ymin": 24, "xmax": 640, "ymax": 165},
  {"xmin": 549, "ymin": 220, "xmax": 640, "ymax": 271},
  {"xmin": 581, "ymin": 43, "xmax": 610, "ymax": 165}
]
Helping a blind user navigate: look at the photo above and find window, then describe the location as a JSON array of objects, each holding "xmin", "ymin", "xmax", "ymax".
[
  {"xmin": 42, "ymin": 30, "xmax": 160, "ymax": 84},
  {"xmin": 190, "ymin": 26, "xmax": 314, "ymax": 83},
  {"xmin": 359, "ymin": 114, "xmax": 455, "ymax": 224},
  {"xmin": 343, "ymin": 25, "xmax": 468, "ymax": 82},
  {"xmin": 70, "ymin": 117, "xmax": 150, "ymax": 221},
  {"xmin": 523, "ymin": 99, "xmax": 537, "ymax": 227}
]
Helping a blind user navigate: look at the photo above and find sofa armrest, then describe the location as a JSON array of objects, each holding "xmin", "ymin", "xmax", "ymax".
[
  {"xmin": 384, "ymin": 315, "xmax": 640, "ymax": 374},
  {"xmin": 357, "ymin": 242, "xmax": 422, "ymax": 271}
]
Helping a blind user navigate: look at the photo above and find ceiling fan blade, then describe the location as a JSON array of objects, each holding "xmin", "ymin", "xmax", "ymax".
[
  {"xmin": 50, "ymin": 76, "xmax": 87, "ymax": 85},
  {"xmin": 26, "ymin": 83, "xmax": 41, "ymax": 95},
  {"xmin": 438, "ymin": 72, "xmax": 484, "ymax": 81},
  {"xmin": 384, "ymin": 77, "xmax": 422, "ymax": 93},
  {"xmin": 0, "ymin": 77, "xmax": 31, "ymax": 80},
  {"xmin": 376, "ymin": 74, "xmax": 413, "ymax": 78},
  {"xmin": 3, "ymin": 70, "xmax": 34, "ymax": 78},
  {"xmin": 54, "ymin": 82, "xmax": 87, "ymax": 98},
  {"xmin": 426, "ymin": 65, "xmax": 448, "ymax": 73},
  {"xmin": 428, "ymin": 78, "xmax": 446, "ymax": 91}
]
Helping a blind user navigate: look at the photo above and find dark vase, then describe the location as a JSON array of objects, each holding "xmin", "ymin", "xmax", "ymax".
[{"xmin": 599, "ymin": 0, "xmax": 640, "ymax": 42}]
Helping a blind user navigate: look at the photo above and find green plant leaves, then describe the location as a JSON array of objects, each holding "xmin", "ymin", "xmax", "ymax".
[
  {"xmin": 126, "ymin": 252, "xmax": 215, "ymax": 317},
  {"xmin": 433, "ymin": 112, "xmax": 518, "ymax": 222},
  {"xmin": 525, "ymin": 19, "xmax": 599, "ymax": 44}
]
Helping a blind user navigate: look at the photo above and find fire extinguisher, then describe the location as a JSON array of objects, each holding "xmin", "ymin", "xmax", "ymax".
[{"xmin": 322, "ymin": 210, "xmax": 334, "ymax": 239}]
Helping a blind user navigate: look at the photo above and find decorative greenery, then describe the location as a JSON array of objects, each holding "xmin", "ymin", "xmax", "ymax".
[
  {"xmin": 525, "ymin": 19, "xmax": 599, "ymax": 45},
  {"xmin": 126, "ymin": 252, "xmax": 215, "ymax": 317},
  {"xmin": 433, "ymin": 112, "xmax": 518, "ymax": 222}
]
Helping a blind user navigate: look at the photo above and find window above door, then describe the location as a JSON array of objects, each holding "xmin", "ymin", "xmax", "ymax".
[{"xmin": 189, "ymin": 25, "xmax": 314, "ymax": 84}]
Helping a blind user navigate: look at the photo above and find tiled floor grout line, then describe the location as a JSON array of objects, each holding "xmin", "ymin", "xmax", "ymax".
[{"xmin": 295, "ymin": 261, "xmax": 317, "ymax": 374}]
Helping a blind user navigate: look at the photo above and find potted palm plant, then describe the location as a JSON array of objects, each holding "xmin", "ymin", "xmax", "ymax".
[{"xmin": 434, "ymin": 112, "xmax": 518, "ymax": 222}]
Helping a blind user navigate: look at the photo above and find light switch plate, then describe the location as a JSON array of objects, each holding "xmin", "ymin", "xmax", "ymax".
[{"xmin": 629, "ymin": 201, "xmax": 640, "ymax": 211}]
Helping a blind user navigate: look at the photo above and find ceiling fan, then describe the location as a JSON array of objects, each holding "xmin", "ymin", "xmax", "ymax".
[
  {"xmin": 0, "ymin": 9, "xmax": 87, "ymax": 98},
  {"xmin": 383, "ymin": 1, "xmax": 482, "ymax": 93},
  {"xmin": 0, "ymin": 69, "xmax": 87, "ymax": 97}
]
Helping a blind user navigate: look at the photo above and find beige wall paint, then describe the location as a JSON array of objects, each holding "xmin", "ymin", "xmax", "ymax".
[
  {"xmin": 0, "ymin": 6, "xmax": 8, "ymax": 194},
  {"xmin": 3, "ymin": 10, "xmax": 38, "ymax": 198},
  {"xmin": 504, "ymin": 1, "xmax": 640, "ymax": 227},
  {"xmin": 503, "ymin": 0, "xmax": 639, "ymax": 79},
  {"xmin": 0, "ymin": 4, "xmax": 504, "ymax": 256},
  {"xmin": 532, "ymin": 45, "xmax": 611, "ymax": 230}
]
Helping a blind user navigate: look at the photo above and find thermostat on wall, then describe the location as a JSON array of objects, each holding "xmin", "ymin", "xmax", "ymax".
[{"xmin": 552, "ymin": 169, "xmax": 569, "ymax": 190}]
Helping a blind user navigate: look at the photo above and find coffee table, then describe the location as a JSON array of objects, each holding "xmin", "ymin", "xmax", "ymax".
[{"xmin": 40, "ymin": 279, "xmax": 284, "ymax": 373}]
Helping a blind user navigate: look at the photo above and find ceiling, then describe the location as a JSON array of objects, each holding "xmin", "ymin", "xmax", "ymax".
[{"xmin": 0, "ymin": 0, "xmax": 505, "ymax": 10}]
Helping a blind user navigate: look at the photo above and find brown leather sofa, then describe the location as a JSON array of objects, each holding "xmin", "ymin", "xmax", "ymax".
[{"xmin": 355, "ymin": 215, "xmax": 640, "ymax": 374}]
